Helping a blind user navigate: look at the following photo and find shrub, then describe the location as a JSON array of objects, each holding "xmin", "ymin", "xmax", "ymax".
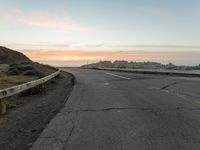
[
  {"xmin": 23, "ymin": 70, "xmax": 46, "ymax": 78},
  {"xmin": 20, "ymin": 62, "xmax": 31, "ymax": 65},
  {"xmin": 7, "ymin": 68, "xmax": 21, "ymax": 75},
  {"xmin": 9, "ymin": 63, "xmax": 18, "ymax": 67},
  {"xmin": 23, "ymin": 70, "xmax": 38, "ymax": 76},
  {"xmin": 17, "ymin": 65, "xmax": 33, "ymax": 71}
]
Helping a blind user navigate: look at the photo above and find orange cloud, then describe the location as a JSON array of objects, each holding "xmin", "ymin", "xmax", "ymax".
[
  {"xmin": 24, "ymin": 50, "xmax": 200, "ymax": 63},
  {"xmin": 25, "ymin": 50, "xmax": 196, "ymax": 61},
  {"xmin": 25, "ymin": 50, "xmax": 109, "ymax": 61}
]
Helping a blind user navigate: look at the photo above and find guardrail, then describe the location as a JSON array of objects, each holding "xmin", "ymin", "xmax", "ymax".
[
  {"xmin": 0, "ymin": 70, "xmax": 60, "ymax": 99},
  {"xmin": 95, "ymin": 67, "xmax": 200, "ymax": 77},
  {"xmin": 0, "ymin": 70, "xmax": 60, "ymax": 114}
]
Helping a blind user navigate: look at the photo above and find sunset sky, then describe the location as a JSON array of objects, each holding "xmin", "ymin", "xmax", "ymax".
[{"xmin": 0, "ymin": 0, "xmax": 200, "ymax": 66}]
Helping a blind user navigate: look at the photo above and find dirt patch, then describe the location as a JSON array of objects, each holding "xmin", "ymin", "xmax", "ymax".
[{"xmin": 0, "ymin": 71, "xmax": 74, "ymax": 150}]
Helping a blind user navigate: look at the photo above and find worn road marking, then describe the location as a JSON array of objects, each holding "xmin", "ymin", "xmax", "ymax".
[
  {"xmin": 104, "ymin": 83, "xmax": 110, "ymax": 85},
  {"xmin": 106, "ymin": 72, "xmax": 130, "ymax": 80},
  {"xmin": 162, "ymin": 89, "xmax": 169, "ymax": 93}
]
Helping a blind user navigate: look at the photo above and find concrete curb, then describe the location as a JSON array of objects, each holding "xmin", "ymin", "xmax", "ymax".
[
  {"xmin": 31, "ymin": 71, "xmax": 75, "ymax": 150},
  {"xmin": 31, "ymin": 111, "xmax": 73, "ymax": 150}
]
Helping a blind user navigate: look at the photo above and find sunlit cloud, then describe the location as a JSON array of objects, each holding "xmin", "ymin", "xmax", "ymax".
[
  {"xmin": 4, "ymin": 42, "xmax": 200, "ymax": 52},
  {"xmin": 24, "ymin": 50, "xmax": 200, "ymax": 66},
  {"xmin": 0, "ymin": 9, "xmax": 92, "ymax": 32},
  {"xmin": 25, "ymin": 50, "xmax": 106, "ymax": 61},
  {"xmin": 111, "ymin": 45, "xmax": 200, "ymax": 49}
]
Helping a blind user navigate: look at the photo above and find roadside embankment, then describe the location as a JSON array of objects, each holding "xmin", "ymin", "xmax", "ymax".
[{"xmin": 0, "ymin": 71, "xmax": 74, "ymax": 150}]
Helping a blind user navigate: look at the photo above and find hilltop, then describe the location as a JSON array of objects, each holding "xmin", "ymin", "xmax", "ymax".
[
  {"xmin": 0, "ymin": 46, "xmax": 57, "ymax": 89},
  {"xmin": 0, "ymin": 46, "xmax": 31, "ymax": 64}
]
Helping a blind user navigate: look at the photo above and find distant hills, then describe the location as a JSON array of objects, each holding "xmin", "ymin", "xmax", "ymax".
[
  {"xmin": 0, "ymin": 46, "xmax": 31, "ymax": 64},
  {"xmin": 82, "ymin": 61, "xmax": 200, "ymax": 70}
]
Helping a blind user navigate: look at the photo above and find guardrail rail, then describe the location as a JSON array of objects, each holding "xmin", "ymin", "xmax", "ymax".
[{"xmin": 0, "ymin": 70, "xmax": 60, "ymax": 114}]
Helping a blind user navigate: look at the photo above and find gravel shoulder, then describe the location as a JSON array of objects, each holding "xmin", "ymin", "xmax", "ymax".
[{"xmin": 0, "ymin": 71, "xmax": 74, "ymax": 150}]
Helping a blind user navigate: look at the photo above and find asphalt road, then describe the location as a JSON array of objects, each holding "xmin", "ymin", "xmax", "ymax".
[{"xmin": 32, "ymin": 68, "xmax": 200, "ymax": 150}]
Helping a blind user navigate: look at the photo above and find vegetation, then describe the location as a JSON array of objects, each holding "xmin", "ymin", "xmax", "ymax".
[
  {"xmin": 0, "ymin": 63, "xmax": 43, "ymax": 88},
  {"xmin": 0, "ymin": 47, "xmax": 57, "ymax": 97},
  {"xmin": 0, "ymin": 75, "xmax": 38, "ymax": 84},
  {"xmin": 190, "ymin": 65, "xmax": 200, "ymax": 70},
  {"xmin": 6, "ymin": 63, "xmax": 45, "ymax": 77},
  {"xmin": 0, "ymin": 64, "xmax": 9, "ymax": 71}
]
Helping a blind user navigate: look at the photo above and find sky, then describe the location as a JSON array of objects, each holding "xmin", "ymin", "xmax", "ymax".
[{"xmin": 0, "ymin": 0, "xmax": 200, "ymax": 66}]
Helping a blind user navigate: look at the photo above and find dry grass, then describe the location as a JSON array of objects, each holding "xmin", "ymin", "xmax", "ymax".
[
  {"xmin": 0, "ymin": 64, "xmax": 38, "ymax": 88},
  {"xmin": 0, "ymin": 64, "xmax": 9, "ymax": 71},
  {"xmin": 0, "ymin": 75, "xmax": 38, "ymax": 85},
  {"xmin": 0, "ymin": 62, "xmax": 55, "ymax": 89}
]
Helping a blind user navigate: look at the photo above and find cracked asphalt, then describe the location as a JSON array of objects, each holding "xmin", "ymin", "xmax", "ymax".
[{"xmin": 31, "ymin": 68, "xmax": 200, "ymax": 150}]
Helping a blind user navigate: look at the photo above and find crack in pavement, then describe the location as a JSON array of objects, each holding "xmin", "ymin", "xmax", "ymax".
[
  {"xmin": 63, "ymin": 106, "xmax": 200, "ymax": 114},
  {"xmin": 63, "ymin": 107, "xmax": 154, "ymax": 114},
  {"xmin": 63, "ymin": 119, "xmax": 75, "ymax": 150},
  {"xmin": 160, "ymin": 82, "xmax": 177, "ymax": 90},
  {"xmin": 58, "ymin": 106, "xmax": 200, "ymax": 149}
]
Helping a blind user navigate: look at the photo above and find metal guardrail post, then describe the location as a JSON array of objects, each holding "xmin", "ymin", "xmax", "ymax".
[{"xmin": 0, "ymin": 99, "xmax": 6, "ymax": 115}]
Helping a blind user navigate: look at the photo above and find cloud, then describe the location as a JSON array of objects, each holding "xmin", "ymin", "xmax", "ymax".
[
  {"xmin": 25, "ymin": 50, "xmax": 106, "ymax": 61},
  {"xmin": 24, "ymin": 50, "xmax": 200, "ymax": 65},
  {"xmin": 110, "ymin": 44, "xmax": 200, "ymax": 49},
  {"xmin": 86, "ymin": 44, "xmax": 104, "ymax": 48},
  {"xmin": 0, "ymin": 9, "xmax": 92, "ymax": 32}
]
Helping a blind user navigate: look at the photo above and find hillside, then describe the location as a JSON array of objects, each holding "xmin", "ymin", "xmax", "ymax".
[
  {"xmin": 0, "ymin": 46, "xmax": 57, "ymax": 89},
  {"xmin": 0, "ymin": 46, "xmax": 31, "ymax": 64}
]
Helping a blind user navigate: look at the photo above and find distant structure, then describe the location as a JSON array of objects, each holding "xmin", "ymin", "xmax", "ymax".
[{"xmin": 82, "ymin": 60, "xmax": 200, "ymax": 70}]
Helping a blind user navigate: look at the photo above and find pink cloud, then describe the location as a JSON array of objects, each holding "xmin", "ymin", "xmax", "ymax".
[
  {"xmin": 21, "ymin": 49, "xmax": 200, "ymax": 67},
  {"xmin": 0, "ymin": 9, "xmax": 92, "ymax": 32}
]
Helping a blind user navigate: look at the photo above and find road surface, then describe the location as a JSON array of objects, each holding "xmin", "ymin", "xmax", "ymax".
[{"xmin": 32, "ymin": 68, "xmax": 200, "ymax": 150}]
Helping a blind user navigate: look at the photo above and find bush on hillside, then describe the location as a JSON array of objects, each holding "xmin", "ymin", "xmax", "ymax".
[
  {"xmin": 23, "ymin": 70, "xmax": 46, "ymax": 78},
  {"xmin": 17, "ymin": 65, "xmax": 34, "ymax": 71},
  {"xmin": 7, "ymin": 68, "xmax": 21, "ymax": 75}
]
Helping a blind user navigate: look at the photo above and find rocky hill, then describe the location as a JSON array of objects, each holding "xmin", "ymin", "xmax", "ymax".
[{"xmin": 0, "ymin": 46, "xmax": 31, "ymax": 64}]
